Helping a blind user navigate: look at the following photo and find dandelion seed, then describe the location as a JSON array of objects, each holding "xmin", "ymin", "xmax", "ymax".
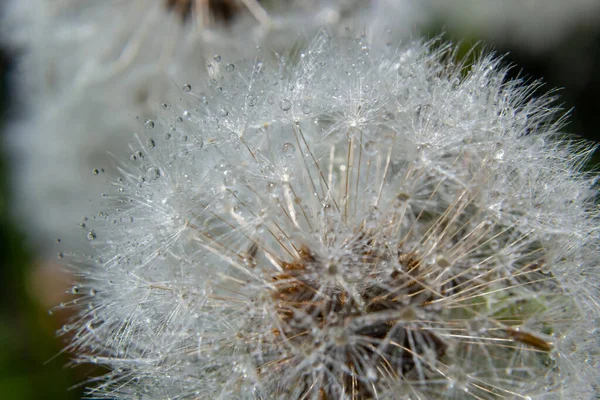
[{"xmin": 64, "ymin": 33, "xmax": 599, "ymax": 399}]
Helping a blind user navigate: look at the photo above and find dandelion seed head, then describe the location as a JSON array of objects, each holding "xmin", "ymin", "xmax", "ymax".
[{"xmin": 63, "ymin": 32, "xmax": 599, "ymax": 399}]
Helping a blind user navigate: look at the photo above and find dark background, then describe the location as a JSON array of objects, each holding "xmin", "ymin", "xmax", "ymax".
[{"xmin": 0, "ymin": 14, "xmax": 598, "ymax": 400}]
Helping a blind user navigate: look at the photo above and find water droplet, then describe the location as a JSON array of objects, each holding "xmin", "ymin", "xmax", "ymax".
[
  {"xmin": 92, "ymin": 169, "xmax": 99, "ymax": 175},
  {"xmin": 182, "ymin": 84, "xmax": 192, "ymax": 92},
  {"xmin": 282, "ymin": 142, "xmax": 295, "ymax": 156},
  {"xmin": 146, "ymin": 138, "xmax": 156, "ymax": 148},
  {"xmin": 363, "ymin": 140, "xmax": 377, "ymax": 155},
  {"xmin": 326, "ymin": 262, "xmax": 339, "ymax": 276},
  {"xmin": 146, "ymin": 166, "xmax": 161, "ymax": 181},
  {"xmin": 213, "ymin": 55, "xmax": 221, "ymax": 63},
  {"xmin": 541, "ymin": 264, "xmax": 551, "ymax": 274},
  {"xmin": 366, "ymin": 367, "xmax": 378, "ymax": 381},
  {"xmin": 145, "ymin": 120, "xmax": 155, "ymax": 129},
  {"xmin": 225, "ymin": 63, "xmax": 235, "ymax": 72},
  {"xmin": 87, "ymin": 230, "xmax": 97, "ymax": 241},
  {"xmin": 220, "ymin": 108, "xmax": 229, "ymax": 117},
  {"xmin": 436, "ymin": 255, "xmax": 451, "ymax": 268},
  {"xmin": 164, "ymin": 132, "xmax": 171, "ymax": 140},
  {"xmin": 89, "ymin": 289, "xmax": 96, "ymax": 297},
  {"xmin": 71, "ymin": 286, "xmax": 80, "ymax": 294},
  {"xmin": 279, "ymin": 99, "xmax": 291, "ymax": 111}
]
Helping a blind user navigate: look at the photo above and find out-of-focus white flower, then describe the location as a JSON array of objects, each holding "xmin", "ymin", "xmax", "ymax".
[{"xmin": 60, "ymin": 32, "xmax": 599, "ymax": 399}]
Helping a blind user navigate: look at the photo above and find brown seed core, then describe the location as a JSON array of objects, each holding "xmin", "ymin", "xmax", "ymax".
[{"xmin": 267, "ymin": 245, "xmax": 447, "ymax": 398}]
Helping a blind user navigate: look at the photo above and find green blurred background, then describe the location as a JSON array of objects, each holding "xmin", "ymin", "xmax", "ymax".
[
  {"xmin": 0, "ymin": 12, "xmax": 598, "ymax": 400},
  {"xmin": 0, "ymin": 49, "xmax": 85, "ymax": 399}
]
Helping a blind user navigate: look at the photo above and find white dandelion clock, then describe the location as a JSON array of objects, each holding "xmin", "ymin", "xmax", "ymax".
[{"xmin": 62, "ymin": 33, "xmax": 599, "ymax": 399}]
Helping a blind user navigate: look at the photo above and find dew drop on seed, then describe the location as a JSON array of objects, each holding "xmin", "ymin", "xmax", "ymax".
[
  {"xmin": 225, "ymin": 63, "xmax": 235, "ymax": 72},
  {"xmin": 213, "ymin": 55, "xmax": 221, "ymax": 63},
  {"xmin": 87, "ymin": 230, "xmax": 97, "ymax": 241},
  {"xmin": 366, "ymin": 367, "xmax": 378, "ymax": 382},
  {"xmin": 146, "ymin": 138, "xmax": 156, "ymax": 148},
  {"xmin": 220, "ymin": 108, "xmax": 229, "ymax": 117},
  {"xmin": 363, "ymin": 140, "xmax": 377, "ymax": 155},
  {"xmin": 541, "ymin": 264, "xmax": 551, "ymax": 274},
  {"xmin": 436, "ymin": 255, "xmax": 451, "ymax": 268},
  {"xmin": 145, "ymin": 119, "xmax": 155, "ymax": 129},
  {"xmin": 164, "ymin": 132, "xmax": 171, "ymax": 140},
  {"xmin": 146, "ymin": 166, "xmax": 160, "ymax": 181},
  {"xmin": 92, "ymin": 168, "xmax": 99, "ymax": 175},
  {"xmin": 182, "ymin": 84, "xmax": 192, "ymax": 92},
  {"xmin": 326, "ymin": 262, "xmax": 339, "ymax": 276},
  {"xmin": 279, "ymin": 99, "xmax": 291, "ymax": 111},
  {"xmin": 282, "ymin": 142, "xmax": 295, "ymax": 156}
]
